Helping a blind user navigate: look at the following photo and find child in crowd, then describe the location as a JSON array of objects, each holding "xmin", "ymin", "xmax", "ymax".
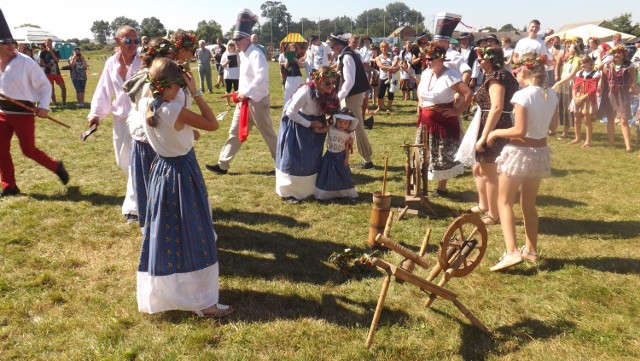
[
  {"xmin": 137, "ymin": 57, "xmax": 232, "ymax": 318},
  {"xmin": 486, "ymin": 53, "xmax": 559, "ymax": 272},
  {"xmin": 399, "ymin": 59, "xmax": 415, "ymax": 101},
  {"xmin": 314, "ymin": 108, "xmax": 358, "ymax": 200},
  {"xmin": 571, "ymin": 55, "xmax": 601, "ymax": 148}
]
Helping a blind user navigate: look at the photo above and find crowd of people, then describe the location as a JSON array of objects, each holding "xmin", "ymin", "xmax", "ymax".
[{"xmin": 2, "ymin": 6, "xmax": 640, "ymax": 319}]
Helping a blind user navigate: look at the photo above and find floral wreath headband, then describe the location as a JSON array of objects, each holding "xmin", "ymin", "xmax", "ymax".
[
  {"xmin": 146, "ymin": 73, "xmax": 185, "ymax": 96},
  {"xmin": 475, "ymin": 47, "xmax": 502, "ymax": 68},
  {"xmin": 425, "ymin": 44, "xmax": 447, "ymax": 60},
  {"xmin": 312, "ymin": 67, "xmax": 341, "ymax": 82},
  {"xmin": 143, "ymin": 41, "xmax": 175, "ymax": 58},
  {"xmin": 609, "ymin": 45, "xmax": 627, "ymax": 54},
  {"xmin": 513, "ymin": 54, "xmax": 548, "ymax": 70},
  {"xmin": 174, "ymin": 33, "xmax": 198, "ymax": 51}
]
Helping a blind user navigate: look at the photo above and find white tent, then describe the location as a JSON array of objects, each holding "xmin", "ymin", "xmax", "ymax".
[
  {"xmin": 11, "ymin": 26, "xmax": 64, "ymax": 44},
  {"xmin": 546, "ymin": 24, "xmax": 636, "ymax": 43}
]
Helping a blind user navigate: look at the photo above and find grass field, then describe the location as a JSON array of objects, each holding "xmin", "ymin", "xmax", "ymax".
[{"xmin": 1, "ymin": 52, "xmax": 640, "ymax": 360}]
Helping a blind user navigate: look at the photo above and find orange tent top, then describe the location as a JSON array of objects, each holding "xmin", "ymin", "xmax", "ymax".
[{"xmin": 280, "ymin": 33, "xmax": 306, "ymax": 44}]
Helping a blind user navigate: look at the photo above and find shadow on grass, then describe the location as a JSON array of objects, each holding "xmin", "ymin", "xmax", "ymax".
[
  {"xmin": 212, "ymin": 208, "xmax": 309, "ymax": 228},
  {"xmin": 541, "ymin": 256, "xmax": 640, "ymax": 274},
  {"xmin": 457, "ymin": 318, "xmax": 575, "ymax": 360},
  {"xmin": 215, "ymin": 223, "xmax": 364, "ymax": 284},
  {"xmin": 536, "ymin": 195, "xmax": 587, "ymax": 207},
  {"xmin": 539, "ymin": 216, "xmax": 639, "ymax": 239},
  {"xmin": 28, "ymin": 186, "xmax": 123, "ymax": 206},
  {"xmin": 550, "ymin": 167, "xmax": 589, "ymax": 178},
  {"xmin": 157, "ymin": 289, "xmax": 409, "ymax": 328}
]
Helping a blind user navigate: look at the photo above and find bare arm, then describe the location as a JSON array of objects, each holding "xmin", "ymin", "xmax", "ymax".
[
  {"xmin": 476, "ymin": 80, "xmax": 505, "ymax": 152},
  {"xmin": 488, "ymin": 103, "xmax": 527, "ymax": 144},
  {"xmin": 175, "ymin": 73, "xmax": 218, "ymax": 131}
]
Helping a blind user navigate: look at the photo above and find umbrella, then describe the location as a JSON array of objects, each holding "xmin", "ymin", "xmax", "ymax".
[
  {"xmin": 546, "ymin": 24, "xmax": 636, "ymax": 43},
  {"xmin": 280, "ymin": 33, "xmax": 306, "ymax": 45}
]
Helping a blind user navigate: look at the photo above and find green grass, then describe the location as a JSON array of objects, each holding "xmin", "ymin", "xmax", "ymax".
[{"xmin": 1, "ymin": 52, "xmax": 640, "ymax": 360}]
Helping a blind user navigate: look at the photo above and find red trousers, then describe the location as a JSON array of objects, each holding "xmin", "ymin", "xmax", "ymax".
[{"xmin": 0, "ymin": 112, "xmax": 58, "ymax": 189}]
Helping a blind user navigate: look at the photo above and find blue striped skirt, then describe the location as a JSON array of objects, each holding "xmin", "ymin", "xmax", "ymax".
[
  {"xmin": 276, "ymin": 112, "xmax": 327, "ymax": 177},
  {"xmin": 131, "ymin": 140, "xmax": 157, "ymax": 228},
  {"xmin": 138, "ymin": 148, "xmax": 218, "ymax": 276}
]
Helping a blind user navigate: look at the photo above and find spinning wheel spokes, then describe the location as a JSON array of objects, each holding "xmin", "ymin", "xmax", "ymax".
[{"xmin": 438, "ymin": 214, "xmax": 487, "ymax": 277}]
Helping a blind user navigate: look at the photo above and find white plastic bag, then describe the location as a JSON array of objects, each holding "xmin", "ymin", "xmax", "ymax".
[{"xmin": 455, "ymin": 107, "xmax": 481, "ymax": 167}]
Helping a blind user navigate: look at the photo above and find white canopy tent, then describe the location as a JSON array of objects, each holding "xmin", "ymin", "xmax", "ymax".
[
  {"xmin": 546, "ymin": 24, "xmax": 636, "ymax": 43},
  {"xmin": 11, "ymin": 26, "xmax": 64, "ymax": 44}
]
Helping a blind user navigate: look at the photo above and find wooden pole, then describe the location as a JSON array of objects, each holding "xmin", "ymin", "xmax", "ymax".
[
  {"xmin": 382, "ymin": 156, "xmax": 389, "ymax": 195},
  {"xmin": 365, "ymin": 274, "xmax": 392, "ymax": 348},
  {"xmin": 0, "ymin": 93, "xmax": 70, "ymax": 129}
]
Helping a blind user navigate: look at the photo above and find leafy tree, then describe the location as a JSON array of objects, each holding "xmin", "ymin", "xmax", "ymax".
[
  {"xmin": 260, "ymin": 1, "xmax": 292, "ymax": 44},
  {"xmin": 140, "ymin": 17, "xmax": 167, "ymax": 38},
  {"xmin": 109, "ymin": 17, "xmax": 140, "ymax": 36},
  {"xmin": 499, "ymin": 24, "xmax": 516, "ymax": 32},
  {"xmin": 386, "ymin": 2, "xmax": 424, "ymax": 28},
  {"xmin": 90, "ymin": 20, "xmax": 110, "ymax": 44},
  {"xmin": 354, "ymin": 8, "xmax": 386, "ymax": 37},
  {"xmin": 601, "ymin": 13, "xmax": 640, "ymax": 37},
  {"xmin": 196, "ymin": 20, "xmax": 223, "ymax": 44}
]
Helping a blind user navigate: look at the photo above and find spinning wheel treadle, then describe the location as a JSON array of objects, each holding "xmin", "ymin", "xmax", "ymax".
[{"xmin": 438, "ymin": 214, "xmax": 487, "ymax": 277}]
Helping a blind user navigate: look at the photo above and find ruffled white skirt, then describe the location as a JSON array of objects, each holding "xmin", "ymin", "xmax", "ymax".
[{"xmin": 496, "ymin": 144, "xmax": 551, "ymax": 178}]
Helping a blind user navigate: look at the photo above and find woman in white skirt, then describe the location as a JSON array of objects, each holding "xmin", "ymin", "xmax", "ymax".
[{"xmin": 486, "ymin": 52, "xmax": 559, "ymax": 272}]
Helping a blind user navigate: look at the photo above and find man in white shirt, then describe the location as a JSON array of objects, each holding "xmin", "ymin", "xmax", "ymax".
[
  {"xmin": 87, "ymin": 25, "xmax": 142, "ymax": 223},
  {"xmin": 306, "ymin": 35, "xmax": 332, "ymax": 71},
  {"xmin": 207, "ymin": 9, "xmax": 277, "ymax": 175},
  {"xmin": 512, "ymin": 19, "xmax": 548, "ymax": 64}
]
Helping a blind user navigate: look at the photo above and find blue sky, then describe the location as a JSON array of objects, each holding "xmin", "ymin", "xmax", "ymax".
[{"xmin": 2, "ymin": 1, "xmax": 637, "ymax": 41}]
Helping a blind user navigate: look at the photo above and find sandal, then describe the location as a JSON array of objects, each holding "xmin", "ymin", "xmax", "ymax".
[
  {"xmin": 194, "ymin": 303, "xmax": 234, "ymax": 318},
  {"xmin": 519, "ymin": 245, "xmax": 539, "ymax": 262},
  {"xmin": 481, "ymin": 214, "xmax": 500, "ymax": 225},
  {"xmin": 464, "ymin": 205, "xmax": 487, "ymax": 215}
]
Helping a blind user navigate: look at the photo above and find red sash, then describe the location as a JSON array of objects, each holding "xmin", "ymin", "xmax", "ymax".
[{"xmin": 232, "ymin": 92, "xmax": 250, "ymax": 142}]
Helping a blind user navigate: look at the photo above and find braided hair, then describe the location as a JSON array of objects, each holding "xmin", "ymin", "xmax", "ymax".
[{"xmin": 145, "ymin": 58, "xmax": 185, "ymax": 127}]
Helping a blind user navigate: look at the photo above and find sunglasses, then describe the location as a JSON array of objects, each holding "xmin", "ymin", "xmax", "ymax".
[
  {"xmin": 121, "ymin": 37, "xmax": 139, "ymax": 45},
  {"xmin": 424, "ymin": 58, "xmax": 434, "ymax": 61},
  {"xmin": 0, "ymin": 39, "xmax": 18, "ymax": 45},
  {"xmin": 323, "ymin": 81, "xmax": 336, "ymax": 87}
]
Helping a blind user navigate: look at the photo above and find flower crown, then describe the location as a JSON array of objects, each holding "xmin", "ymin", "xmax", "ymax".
[
  {"xmin": 514, "ymin": 54, "xmax": 548, "ymax": 70},
  {"xmin": 146, "ymin": 73, "xmax": 185, "ymax": 96},
  {"xmin": 312, "ymin": 67, "xmax": 340, "ymax": 81},
  {"xmin": 174, "ymin": 33, "xmax": 197, "ymax": 51},
  {"xmin": 425, "ymin": 44, "xmax": 447, "ymax": 59},
  {"xmin": 475, "ymin": 47, "xmax": 502, "ymax": 68},
  {"xmin": 143, "ymin": 41, "xmax": 175, "ymax": 58},
  {"xmin": 609, "ymin": 45, "xmax": 627, "ymax": 54},
  {"xmin": 564, "ymin": 37, "xmax": 578, "ymax": 44}
]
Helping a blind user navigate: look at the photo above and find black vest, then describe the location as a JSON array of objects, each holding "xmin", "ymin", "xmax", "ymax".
[{"xmin": 338, "ymin": 47, "xmax": 369, "ymax": 96}]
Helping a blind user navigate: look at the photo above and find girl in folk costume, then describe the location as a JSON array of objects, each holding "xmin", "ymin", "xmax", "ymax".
[
  {"xmin": 123, "ymin": 37, "xmax": 176, "ymax": 228},
  {"xmin": 275, "ymin": 66, "xmax": 340, "ymax": 203},
  {"xmin": 314, "ymin": 108, "xmax": 358, "ymax": 200},
  {"xmin": 552, "ymin": 38, "xmax": 582, "ymax": 139},
  {"xmin": 571, "ymin": 56, "xmax": 601, "ymax": 148},
  {"xmin": 602, "ymin": 45, "xmax": 637, "ymax": 152},
  {"xmin": 487, "ymin": 53, "xmax": 559, "ymax": 272},
  {"xmin": 137, "ymin": 58, "xmax": 232, "ymax": 318},
  {"xmin": 416, "ymin": 44, "xmax": 473, "ymax": 197}
]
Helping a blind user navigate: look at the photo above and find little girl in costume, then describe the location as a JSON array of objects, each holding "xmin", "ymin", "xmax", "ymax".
[
  {"xmin": 571, "ymin": 55, "xmax": 601, "ymax": 148},
  {"xmin": 137, "ymin": 57, "xmax": 233, "ymax": 318},
  {"xmin": 314, "ymin": 108, "xmax": 358, "ymax": 200}
]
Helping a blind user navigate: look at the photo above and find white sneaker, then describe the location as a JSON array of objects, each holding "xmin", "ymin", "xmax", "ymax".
[{"xmin": 490, "ymin": 251, "xmax": 524, "ymax": 272}]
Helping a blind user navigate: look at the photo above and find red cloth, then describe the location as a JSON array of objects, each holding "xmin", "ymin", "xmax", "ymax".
[
  {"xmin": 573, "ymin": 76, "xmax": 599, "ymax": 109},
  {"xmin": 231, "ymin": 92, "xmax": 250, "ymax": 142},
  {"xmin": 416, "ymin": 102, "xmax": 460, "ymax": 141},
  {"xmin": 0, "ymin": 112, "xmax": 59, "ymax": 188}
]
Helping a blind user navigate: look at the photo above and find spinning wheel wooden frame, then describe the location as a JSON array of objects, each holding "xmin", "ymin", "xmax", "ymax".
[
  {"xmin": 365, "ymin": 213, "xmax": 490, "ymax": 348},
  {"xmin": 398, "ymin": 128, "xmax": 438, "ymax": 220}
]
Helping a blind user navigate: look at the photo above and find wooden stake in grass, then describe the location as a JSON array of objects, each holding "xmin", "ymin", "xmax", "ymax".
[{"xmin": 382, "ymin": 155, "xmax": 389, "ymax": 195}]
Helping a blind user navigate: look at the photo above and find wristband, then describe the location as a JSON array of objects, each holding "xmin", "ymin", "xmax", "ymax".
[{"xmin": 193, "ymin": 90, "xmax": 203, "ymax": 98}]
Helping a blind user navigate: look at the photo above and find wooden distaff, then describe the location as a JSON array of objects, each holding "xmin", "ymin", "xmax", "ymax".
[{"xmin": 0, "ymin": 93, "xmax": 70, "ymax": 129}]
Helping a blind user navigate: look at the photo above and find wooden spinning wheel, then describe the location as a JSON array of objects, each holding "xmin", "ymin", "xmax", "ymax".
[
  {"xmin": 438, "ymin": 214, "xmax": 487, "ymax": 278},
  {"xmin": 365, "ymin": 212, "xmax": 490, "ymax": 348}
]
